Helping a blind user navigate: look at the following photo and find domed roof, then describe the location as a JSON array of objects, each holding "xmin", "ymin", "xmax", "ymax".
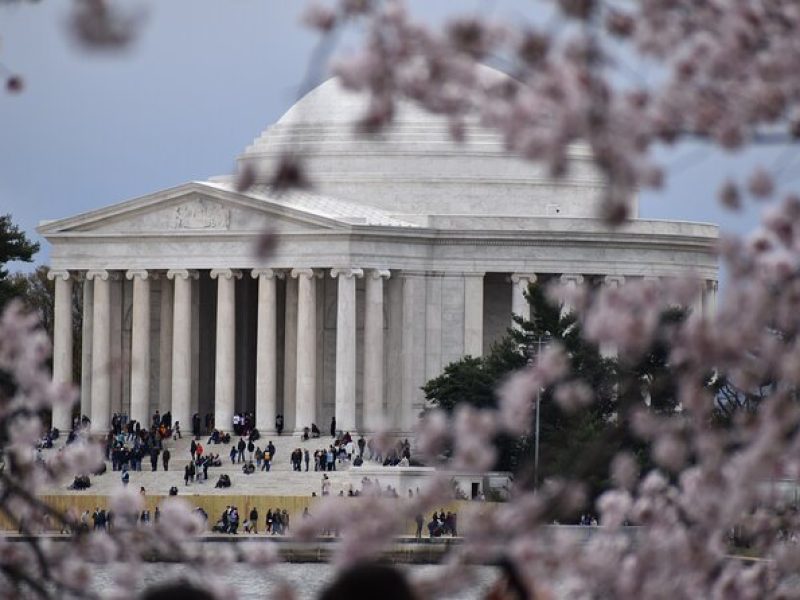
[{"xmin": 237, "ymin": 74, "xmax": 610, "ymax": 219}]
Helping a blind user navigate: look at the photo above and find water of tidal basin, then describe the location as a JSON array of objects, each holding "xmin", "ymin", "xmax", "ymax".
[{"xmin": 94, "ymin": 563, "xmax": 498, "ymax": 599}]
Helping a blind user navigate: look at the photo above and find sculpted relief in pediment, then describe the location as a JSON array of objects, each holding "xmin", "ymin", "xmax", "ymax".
[
  {"xmin": 66, "ymin": 191, "xmax": 323, "ymax": 234},
  {"xmin": 172, "ymin": 198, "xmax": 231, "ymax": 230}
]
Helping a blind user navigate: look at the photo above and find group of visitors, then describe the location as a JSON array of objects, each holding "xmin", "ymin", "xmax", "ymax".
[
  {"xmin": 426, "ymin": 510, "xmax": 458, "ymax": 538},
  {"xmin": 232, "ymin": 412, "xmax": 257, "ymax": 437},
  {"xmin": 183, "ymin": 439, "xmax": 224, "ymax": 486},
  {"xmin": 212, "ymin": 505, "xmax": 291, "ymax": 535},
  {"xmin": 106, "ymin": 413, "xmax": 175, "ymax": 476},
  {"xmin": 289, "ymin": 447, "xmax": 309, "ymax": 471}
]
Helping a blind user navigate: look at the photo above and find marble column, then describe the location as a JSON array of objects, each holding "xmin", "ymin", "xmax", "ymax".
[
  {"xmin": 210, "ymin": 269, "xmax": 240, "ymax": 432},
  {"xmin": 332, "ymin": 268, "xmax": 363, "ymax": 433},
  {"xmin": 80, "ymin": 277, "xmax": 93, "ymax": 420},
  {"xmin": 126, "ymin": 270, "xmax": 151, "ymax": 428},
  {"xmin": 704, "ymin": 280, "xmax": 718, "ymax": 318},
  {"xmin": 87, "ymin": 270, "xmax": 111, "ymax": 432},
  {"xmin": 400, "ymin": 272, "xmax": 426, "ymax": 432},
  {"xmin": 283, "ymin": 276, "xmax": 298, "ymax": 432},
  {"xmin": 601, "ymin": 275, "xmax": 625, "ymax": 357},
  {"xmin": 464, "ymin": 273, "xmax": 485, "ymax": 357},
  {"xmin": 511, "ymin": 273, "xmax": 537, "ymax": 327},
  {"xmin": 49, "ymin": 270, "xmax": 74, "ymax": 430},
  {"xmin": 159, "ymin": 277, "xmax": 173, "ymax": 415},
  {"xmin": 292, "ymin": 268, "xmax": 318, "ymax": 433},
  {"xmin": 364, "ymin": 269, "xmax": 390, "ymax": 432},
  {"xmin": 560, "ymin": 274, "xmax": 584, "ymax": 317},
  {"xmin": 168, "ymin": 269, "xmax": 197, "ymax": 434},
  {"xmin": 252, "ymin": 269, "xmax": 281, "ymax": 432}
]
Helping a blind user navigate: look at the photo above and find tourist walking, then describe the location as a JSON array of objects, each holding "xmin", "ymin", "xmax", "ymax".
[
  {"xmin": 162, "ymin": 448, "xmax": 170, "ymax": 471},
  {"xmin": 261, "ymin": 448, "xmax": 272, "ymax": 471}
]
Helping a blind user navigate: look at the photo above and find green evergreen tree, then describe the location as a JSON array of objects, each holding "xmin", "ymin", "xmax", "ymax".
[
  {"xmin": 423, "ymin": 282, "xmax": 686, "ymax": 501},
  {"xmin": 0, "ymin": 213, "xmax": 40, "ymax": 309}
]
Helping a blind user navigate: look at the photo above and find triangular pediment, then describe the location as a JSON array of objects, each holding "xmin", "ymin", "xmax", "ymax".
[{"xmin": 39, "ymin": 182, "xmax": 345, "ymax": 237}]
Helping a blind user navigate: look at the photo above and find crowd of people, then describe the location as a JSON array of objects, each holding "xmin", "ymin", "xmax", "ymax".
[{"xmin": 46, "ymin": 407, "xmax": 419, "ymax": 498}]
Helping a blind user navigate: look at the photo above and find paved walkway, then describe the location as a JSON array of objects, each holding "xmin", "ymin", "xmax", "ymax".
[{"xmin": 39, "ymin": 433, "xmax": 388, "ymax": 497}]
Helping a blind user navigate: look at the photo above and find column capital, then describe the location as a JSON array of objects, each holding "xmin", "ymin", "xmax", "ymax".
[
  {"xmin": 367, "ymin": 269, "xmax": 391, "ymax": 280},
  {"xmin": 603, "ymin": 275, "xmax": 625, "ymax": 287},
  {"xmin": 291, "ymin": 268, "xmax": 322, "ymax": 280},
  {"xmin": 86, "ymin": 269, "xmax": 110, "ymax": 281},
  {"xmin": 560, "ymin": 273, "xmax": 584, "ymax": 285},
  {"xmin": 251, "ymin": 268, "xmax": 284, "ymax": 280},
  {"xmin": 331, "ymin": 267, "xmax": 364, "ymax": 280},
  {"xmin": 166, "ymin": 269, "xmax": 199, "ymax": 281},
  {"xmin": 47, "ymin": 269, "xmax": 72, "ymax": 282},
  {"xmin": 510, "ymin": 273, "xmax": 537, "ymax": 284},
  {"xmin": 125, "ymin": 269, "xmax": 154, "ymax": 281},
  {"xmin": 210, "ymin": 268, "xmax": 242, "ymax": 280}
]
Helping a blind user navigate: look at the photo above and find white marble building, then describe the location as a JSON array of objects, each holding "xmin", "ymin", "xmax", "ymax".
[{"xmin": 40, "ymin": 77, "xmax": 718, "ymax": 436}]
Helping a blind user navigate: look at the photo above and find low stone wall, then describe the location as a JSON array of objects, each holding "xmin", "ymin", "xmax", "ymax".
[{"xmin": 0, "ymin": 495, "xmax": 480, "ymax": 536}]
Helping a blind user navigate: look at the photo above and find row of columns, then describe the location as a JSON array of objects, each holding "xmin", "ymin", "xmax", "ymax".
[
  {"xmin": 48, "ymin": 268, "xmax": 718, "ymax": 433},
  {"xmin": 48, "ymin": 267, "xmax": 392, "ymax": 435}
]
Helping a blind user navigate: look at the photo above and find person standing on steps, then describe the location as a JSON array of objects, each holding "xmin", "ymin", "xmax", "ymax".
[
  {"xmin": 162, "ymin": 448, "xmax": 170, "ymax": 471},
  {"xmin": 237, "ymin": 438, "xmax": 246, "ymax": 463},
  {"xmin": 275, "ymin": 414, "xmax": 283, "ymax": 436},
  {"xmin": 330, "ymin": 417, "xmax": 336, "ymax": 438}
]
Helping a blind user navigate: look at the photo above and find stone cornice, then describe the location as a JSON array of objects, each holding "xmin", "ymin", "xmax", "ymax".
[{"xmin": 42, "ymin": 227, "xmax": 718, "ymax": 254}]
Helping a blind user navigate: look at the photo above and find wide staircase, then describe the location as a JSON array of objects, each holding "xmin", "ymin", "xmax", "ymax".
[{"xmin": 43, "ymin": 433, "xmax": 381, "ymax": 497}]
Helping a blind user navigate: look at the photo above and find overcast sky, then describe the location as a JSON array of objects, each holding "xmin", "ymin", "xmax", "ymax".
[{"xmin": 0, "ymin": 0, "xmax": 791, "ymax": 271}]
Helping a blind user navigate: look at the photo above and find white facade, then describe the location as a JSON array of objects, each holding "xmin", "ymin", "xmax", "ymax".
[{"xmin": 40, "ymin": 77, "xmax": 719, "ymax": 435}]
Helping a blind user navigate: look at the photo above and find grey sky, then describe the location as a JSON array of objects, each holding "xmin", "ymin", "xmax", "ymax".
[{"xmin": 0, "ymin": 0, "xmax": 789, "ymax": 271}]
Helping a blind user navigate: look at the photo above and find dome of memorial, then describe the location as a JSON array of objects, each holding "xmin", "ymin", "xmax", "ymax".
[{"xmin": 237, "ymin": 73, "xmax": 613, "ymax": 219}]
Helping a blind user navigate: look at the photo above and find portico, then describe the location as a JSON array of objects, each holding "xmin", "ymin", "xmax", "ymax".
[{"xmin": 40, "ymin": 76, "xmax": 719, "ymax": 435}]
